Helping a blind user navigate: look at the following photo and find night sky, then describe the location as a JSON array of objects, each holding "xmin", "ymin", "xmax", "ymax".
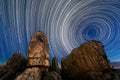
[{"xmin": 0, "ymin": 0, "xmax": 120, "ymax": 64}]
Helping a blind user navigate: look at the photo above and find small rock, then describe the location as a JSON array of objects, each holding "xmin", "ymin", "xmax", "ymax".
[
  {"xmin": 52, "ymin": 57, "xmax": 61, "ymax": 74},
  {"xmin": 42, "ymin": 71, "xmax": 62, "ymax": 80}
]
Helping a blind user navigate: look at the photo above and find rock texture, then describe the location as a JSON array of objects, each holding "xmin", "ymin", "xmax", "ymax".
[
  {"xmin": 15, "ymin": 31, "xmax": 50, "ymax": 80},
  {"xmin": 7, "ymin": 53, "xmax": 26, "ymax": 71},
  {"xmin": 61, "ymin": 40, "xmax": 113, "ymax": 80},
  {"xmin": 113, "ymin": 73, "xmax": 120, "ymax": 80},
  {"xmin": 28, "ymin": 31, "xmax": 49, "ymax": 67},
  {"xmin": 41, "ymin": 71, "xmax": 62, "ymax": 80},
  {"xmin": 0, "ymin": 53, "xmax": 26, "ymax": 80}
]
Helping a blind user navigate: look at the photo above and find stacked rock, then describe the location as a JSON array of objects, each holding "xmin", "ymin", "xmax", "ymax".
[
  {"xmin": 15, "ymin": 31, "xmax": 50, "ymax": 80},
  {"xmin": 28, "ymin": 31, "xmax": 49, "ymax": 67}
]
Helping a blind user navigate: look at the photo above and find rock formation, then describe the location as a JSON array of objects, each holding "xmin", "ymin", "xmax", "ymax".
[
  {"xmin": 1, "ymin": 31, "xmax": 120, "ymax": 80},
  {"xmin": 0, "ymin": 53, "xmax": 26, "ymax": 80},
  {"xmin": 0, "ymin": 31, "xmax": 62, "ymax": 80},
  {"xmin": 61, "ymin": 40, "xmax": 113, "ymax": 80},
  {"xmin": 28, "ymin": 31, "xmax": 49, "ymax": 67},
  {"xmin": 15, "ymin": 31, "xmax": 50, "ymax": 80}
]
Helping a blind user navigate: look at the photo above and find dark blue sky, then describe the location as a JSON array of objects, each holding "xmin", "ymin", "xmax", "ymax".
[{"xmin": 0, "ymin": 0, "xmax": 120, "ymax": 64}]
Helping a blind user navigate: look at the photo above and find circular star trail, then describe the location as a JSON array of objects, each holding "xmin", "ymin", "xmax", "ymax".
[{"xmin": 0, "ymin": 0, "xmax": 120, "ymax": 64}]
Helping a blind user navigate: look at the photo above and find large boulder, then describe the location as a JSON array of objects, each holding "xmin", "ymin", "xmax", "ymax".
[{"xmin": 61, "ymin": 40, "xmax": 113, "ymax": 80}]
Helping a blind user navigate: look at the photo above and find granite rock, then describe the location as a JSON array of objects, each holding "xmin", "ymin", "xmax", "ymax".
[
  {"xmin": 0, "ymin": 53, "xmax": 26, "ymax": 80},
  {"xmin": 61, "ymin": 40, "xmax": 113, "ymax": 80},
  {"xmin": 15, "ymin": 31, "xmax": 50, "ymax": 80},
  {"xmin": 28, "ymin": 31, "xmax": 49, "ymax": 67}
]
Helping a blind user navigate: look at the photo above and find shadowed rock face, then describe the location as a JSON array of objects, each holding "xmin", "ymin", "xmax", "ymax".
[
  {"xmin": 41, "ymin": 71, "xmax": 62, "ymax": 80},
  {"xmin": 52, "ymin": 57, "xmax": 61, "ymax": 74},
  {"xmin": 0, "ymin": 53, "xmax": 26, "ymax": 80},
  {"xmin": 61, "ymin": 40, "xmax": 113, "ymax": 80},
  {"xmin": 0, "ymin": 65, "xmax": 4, "ymax": 70},
  {"xmin": 7, "ymin": 53, "xmax": 26, "ymax": 71}
]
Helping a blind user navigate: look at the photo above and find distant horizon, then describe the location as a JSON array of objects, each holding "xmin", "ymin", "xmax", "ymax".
[{"xmin": 111, "ymin": 62, "xmax": 120, "ymax": 69}]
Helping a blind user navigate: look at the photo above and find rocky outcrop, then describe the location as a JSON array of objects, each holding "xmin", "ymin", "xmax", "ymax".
[
  {"xmin": 1, "ymin": 31, "xmax": 120, "ymax": 80},
  {"xmin": 28, "ymin": 31, "xmax": 49, "ymax": 67},
  {"xmin": 7, "ymin": 53, "xmax": 26, "ymax": 71},
  {"xmin": 0, "ymin": 31, "xmax": 61, "ymax": 80},
  {"xmin": 61, "ymin": 40, "xmax": 113, "ymax": 80},
  {"xmin": 15, "ymin": 31, "xmax": 50, "ymax": 80},
  {"xmin": 0, "ymin": 53, "xmax": 26, "ymax": 80}
]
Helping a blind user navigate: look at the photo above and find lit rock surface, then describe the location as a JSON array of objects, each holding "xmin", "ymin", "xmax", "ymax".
[
  {"xmin": 15, "ymin": 31, "xmax": 50, "ymax": 80},
  {"xmin": 15, "ymin": 68, "xmax": 41, "ymax": 80},
  {"xmin": 61, "ymin": 40, "xmax": 113, "ymax": 80},
  {"xmin": 28, "ymin": 31, "xmax": 49, "ymax": 67}
]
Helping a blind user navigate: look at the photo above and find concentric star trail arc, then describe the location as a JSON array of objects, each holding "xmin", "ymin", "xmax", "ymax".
[{"xmin": 0, "ymin": 0, "xmax": 120, "ymax": 64}]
